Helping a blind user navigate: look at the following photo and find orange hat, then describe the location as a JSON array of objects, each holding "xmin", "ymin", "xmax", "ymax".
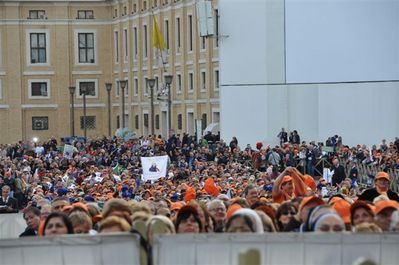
[
  {"xmin": 374, "ymin": 200, "xmax": 399, "ymax": 215},
  {"xmin": 226, "ymin": 203, "xmax": 242, "ymax": 219},
  {"xmin": 282, "ymin": 175, "xmax": 293, "ymax": 184},
  {"xmin": 375, "ymin": 172, "xmax": 390, "ymax": 182},
  {"xmin": 331, "ymin": 198, "xmax": 351, "ymax": 224},
  {"xmin": 304, "ymin": 175, "xmax": 317, "ymax": 191},
  {"xmin": 298, "ymin": 196, "xmax": 325, "ymax": 212},
  {"xmin": 350, "ymin": 200, "xmax": 374, "ymax": 223},
  {"xmin": 72, "ymin": 202, "xmax": 89, "ymax": 214},
  {"xmin": 171, "ymin": 202, "xmax": 183, "ymax": 211}
]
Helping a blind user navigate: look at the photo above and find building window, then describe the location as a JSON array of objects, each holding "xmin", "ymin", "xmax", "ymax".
[
  {"xmin": 177, "ymin": 114, "xmax": 182, "ymax": 130},
  {"xmin": 188, "ymin": 15, "xmax": 193, "ymax": 51},
  {"xmin": 77, "ymin": 10, "xmax": 94, "ymax": 19},
  {"xmin": 78, "ymin": 33, "xmax": 95, "ymax": 63},
  {"xmin": 202, "ymin": 113, "xmax": 207, "ymax": 131},
  {"xmin": 134, "ymin": 78, "xmax": 138, "ymax": 95},
  {"xmin": 189, "ymin": 73, "xmax": 193, "ymax": 91},
  {"xmin": 29, "ymin": 79, "xmax": 50, "ymax": 98},
  {"xmin": 30, "ymin": 33, "xmax": 46, "ymax": 64},
  {"xmin": 177, "ymin": 74, "xmax": 182, "ymax": 92},
  {"xmin": 215, "ymin": 70, "xmax": 219, "ymax": 89},
  {"xmin": 144, "ymin": 114, "xmax": 149, "ymax": 127},
  {"xmin": 201, "ymin": 71, "xmax": 206, "ymax": 91},
  {"xmin": 144, "ymin": 77, "xmax": 148, "ymax": 94},
  {"xmin": 176, "ymin": 17, "xmax": 180, "ymax": 52},
  {"xmin": 29, "ymin": 10, "xmax": 46, "ymax": 19},
  {"xmin": 116, "ymin": 115, "xmax": 120, "ymax": 128},
  {"xmin": 201, "ymin": 36, "xmax": 206, "ymax": 50},
  {"xmin": 123, "ymin": 6, "xmax": 127, "ymax": 15},
  {"xmin": 155, "ymin": 76, "xmax": 159, "ymax": 92},
  {"xmin": 114, "ymin": 31, "xmax": 119, "ymax": 63},
  {"xmin": 114, "ymin": 9, "xmax": 118, "ymax": 18},
  {"xmin": 32, "ymin": 117, "xmax": 48, "ymax": 130},
  {"xmin": 135, "ymin": 115, "xmax": 139, "ymax": 129},
  {"xmin": 133, "ymin": 27, "xmax": 138, "ymax": 59},
  {"xmin": 80, "ymin": 116, "xmax": 96, "ymax": 130},
  {"xmin": 143, "ymin": 1, "xmax": 147, "ymax": 10},
  {"xmin": 133, "ymin": 4, "xmax": 137, "ymax": 13},
  {"xmin": 143, "ymin": 25, "xmax": 148, "ymax": 58},
  {"xmin": 214, "ymin": 9, "xmax": 219, "ymax": 47},
  {"xmin": 76, "ymin": 80, "xmax": 97, "ymax": 97},
  {"xmin": 123, "ymin": 29, "xmax": 128, "ymax": 61},
  {"xmin": 155, "ymin": 114, "xmax": 160, "ymax": 129},
  {"xmin": 164, "ymin": 20, "xmax": 169, "ymax": 50}
]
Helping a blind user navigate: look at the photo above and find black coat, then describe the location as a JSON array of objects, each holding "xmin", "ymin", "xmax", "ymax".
[
  {"xmin": 0, "ymin": 197, "xmax": 19, "ymax": 213},
  {"xmin": 332, "ymin": 165, "xmax": 346, "ymax": 186}
]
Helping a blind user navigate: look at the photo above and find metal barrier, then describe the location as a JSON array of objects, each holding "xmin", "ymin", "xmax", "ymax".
[
  {"xmin": 153, "ymin": 233, "xmax": 399, "ymax": 265},
  {"xmin": 341, "ymin": 160, "xmax": 399, "ymax": 192},
  {"xmin": 0, "ymin": 234, "xmax": 141, "ymax": 265},
  {"xmin": 0, "ymin": 213, "xmax": 26, "ymax": 239}
]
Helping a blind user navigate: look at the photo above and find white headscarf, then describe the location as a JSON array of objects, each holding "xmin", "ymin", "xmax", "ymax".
[{"xmin": 233, "ymin": 208, "xmax": 264, "ymax": 234}]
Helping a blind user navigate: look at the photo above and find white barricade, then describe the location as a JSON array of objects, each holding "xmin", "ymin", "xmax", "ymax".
[
  {"xmin": 0, "ymin": 213, "xmax": 26, "ymax": 238},
  {"xmin": 153, "ymin": 233, "xmax": 399, "ymax": 265},
  {"xmin": 0, "ymin": 234, "xmax": 141, "ymax": 265}
]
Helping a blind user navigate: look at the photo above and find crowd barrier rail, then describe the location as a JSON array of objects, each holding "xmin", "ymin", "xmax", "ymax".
[
  {"xmin": 0, "ymin": 234, "xmax": 141, "ymax": 265},
  {"xmin": 153, "ymin": 233, "xmax": 399, "ymax": 265},
  {"xmin": 0, "ymin": 213, "xmax": 26, "ymax": 239}
]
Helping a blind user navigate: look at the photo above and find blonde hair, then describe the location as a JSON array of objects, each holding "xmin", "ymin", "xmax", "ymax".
[
  {"xmin": 99, "ymin": 216, "xmax": 131, "ymax": 232},
  {"xmin": 256, "ymin": 210, "xmax": 276, "ymax": 232},
  {"xmin": 102, "ymin": 199, "xmax": 133, "ymax": 219},
  {"xmin": 354, "ymin": 222, "xmax": 382, "ymax": 233},
  {"xmin": 69, "ymin": 211, "xmax": 92, "ymax": 228}
]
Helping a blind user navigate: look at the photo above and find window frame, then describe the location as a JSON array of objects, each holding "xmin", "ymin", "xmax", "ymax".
[
  {"xmin": 32, "ymin": 116, "xmax": 49, "ymax": 131},
  {"xmin": 28, "ymin": 79, "xmax": 51, "ymax": 99},
  {"xmin": 201, "ymin": 70, "xmax": 207, "ymax": 92},
  {"xmin": 77, "ymin": 10, "xmax": 94, "ymax": 19},
  {"xmin": 75, "ymin": 79, "xmax": 98, "ymax": 99},
  {"xmin": 74, "ymin": 29, "xmax": 97, "ymax": 66},
  {"xmin": 26, "ymin": 29, "xmax": 50, "ymax": 66},
  {"xmin": 80, "ymin": 115, "xmax": 96, "ymax": 130}
]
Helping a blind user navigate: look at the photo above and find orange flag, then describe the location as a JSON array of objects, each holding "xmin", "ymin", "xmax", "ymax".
[{"xmin": 204, "ymin": 178, "xmax": 220, "ymax": 197}]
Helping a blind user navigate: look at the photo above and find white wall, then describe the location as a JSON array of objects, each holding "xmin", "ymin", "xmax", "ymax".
[
  {"xmin": 153, "ymin": 233, "xmax": 399, "ymax": 265},
  {"xmin": 219, "ymin": 0, "xmax": 399, "ymax": 147}
]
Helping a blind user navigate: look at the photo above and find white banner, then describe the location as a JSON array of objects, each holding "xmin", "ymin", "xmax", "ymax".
[
  {"xmin": 141, "ymin": 156, "xmax": 168, "ymax": 181},
  {"xmin": 63, "ymin": 144, "xmax": 74, "ymax": 159}
]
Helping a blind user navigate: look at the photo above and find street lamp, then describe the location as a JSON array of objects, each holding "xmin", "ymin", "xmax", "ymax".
[
  {"xmin": 118, "ymin": 80, "xmax": 128, "ymax": 128},
  {"xmin": 146, "ymin": 78, "xmax": 156, "ymax": 136},
  {"xmin": 68, "ymin": 86, "xmax": 75, "ymax": 137},
  {"xmin": 81, "ymin": 86, "xmax": 88, "ymax": 140},
  {"xmin": 105, "ymin": 83, "xmax": 112, "ymax": 137},
  {"xmin": 164, "ymin": 75, "xmax": 173, "ymax": 135}
]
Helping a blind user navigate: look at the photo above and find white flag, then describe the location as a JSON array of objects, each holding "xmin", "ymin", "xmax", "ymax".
[
  {"xmin": 141, "ymin": 155, "xmax": 168, "ymax": 182},
  {"xmin": 63, "ymin": 144, "xmax": 74, "ymax": 159}
]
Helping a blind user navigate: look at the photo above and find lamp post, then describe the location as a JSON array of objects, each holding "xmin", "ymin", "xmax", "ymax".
[
  {"xmin": 81, "ymin": 86, "xmax": 88, "ymax": 140},
  {"xmin": 147, "ymin": 78, "xmax": 156, "ymax": 136},
  {"xmin": 118, "ymin": 80, "xmax": 128, "ymax": 128},
  {"xmin": 164, "ymin": 75, "xmax": 173, "ymax": 135},
  {"xmin": 105, "ymin": 83, "xmax": 112, "ymax": 137},
  {"xmin": 69, "ymin": 86, "xmax": 75, "ymax": 137}
]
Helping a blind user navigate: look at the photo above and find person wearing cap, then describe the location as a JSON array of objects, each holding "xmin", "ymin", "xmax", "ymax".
[
  {"xmin": 374, "ymin": 200, "xmax": 399, "ymax": 231},
  {"xmin": 284, "ymin": 196, "xmax": 325, "ymax": 232},
  {"xmin": 272, "ymin": 167, "xmax": 307, "ymax": 204},
  {"xmin": 357, "ymin": 172, "xmax": 399, "ymax": 203},
  {"xmin": 350, "ymin": 200, "xmax": 375, "ymax": 227},
  {"xmin": 330, "ymin": 197, "xmax": 352, "ymax": 231}
]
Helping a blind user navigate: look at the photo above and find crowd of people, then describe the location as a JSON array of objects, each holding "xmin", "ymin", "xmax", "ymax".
[{"xmin": 0, "ymin": 132, "xmax": 399, "ymax": 260}]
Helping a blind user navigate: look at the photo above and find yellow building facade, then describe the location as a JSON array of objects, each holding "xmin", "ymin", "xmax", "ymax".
[{"xmin": 0, "ymin": 0, "xmax": 219, "ymax": 143}]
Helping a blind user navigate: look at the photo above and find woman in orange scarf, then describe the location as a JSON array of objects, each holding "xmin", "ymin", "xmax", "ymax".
[{"xmin": 272, "ymin": 167, "xmax": 307, "ymax": 204}]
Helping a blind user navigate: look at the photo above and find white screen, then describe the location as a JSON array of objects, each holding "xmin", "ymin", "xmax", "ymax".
[{"xmin": 285, "ymin": 0, "xmax": 399, "ymax": 83}]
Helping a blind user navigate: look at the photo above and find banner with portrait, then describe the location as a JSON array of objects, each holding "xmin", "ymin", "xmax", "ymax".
[{"xmin": 141, "ymin": 155, "xmax": 168, "ymax": 181}]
